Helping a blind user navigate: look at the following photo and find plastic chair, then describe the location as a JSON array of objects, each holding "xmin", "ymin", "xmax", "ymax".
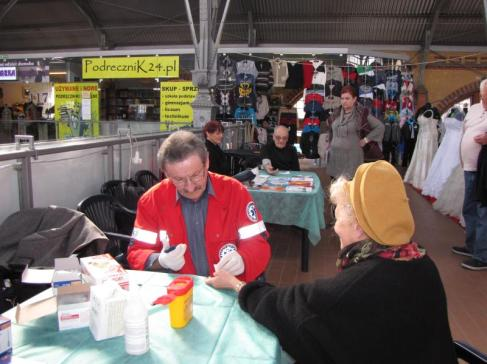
[
  {"xmin": 77, "ymin": 194, "xmax": 132, "ymax": 268},
  {"xmin": 454, "ymin": 341, "xmax": 487, "ymax": 363},
  {"xmin": 134, "ymin": 170, "xmax": 160, "ymax": 191},
  {"xmin": 100, "ymin": 179, "xmax": 141, "ymax": 211},
  {"xmin": 100, "ymin": 179, "xmax": 142, "ymax": 235}
]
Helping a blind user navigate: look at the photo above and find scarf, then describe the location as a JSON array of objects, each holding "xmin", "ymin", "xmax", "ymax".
[{"xmin": 336, "ymin": 239, "xmax": 426, "ymax": 271}]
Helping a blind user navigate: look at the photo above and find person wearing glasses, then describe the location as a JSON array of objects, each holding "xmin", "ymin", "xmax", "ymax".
[
  {"xmin": 127, "ymin": 130, "xmax": 271, "ymax": 282},
  {"xmin": 260, "ymin": 125, "xmax": 300, "ymax": 174}
]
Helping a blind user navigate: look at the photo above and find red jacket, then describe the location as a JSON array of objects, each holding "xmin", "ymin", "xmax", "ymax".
[{"xmin": 127, "ymin": 173, "xmax": 271, "ymax": 282}]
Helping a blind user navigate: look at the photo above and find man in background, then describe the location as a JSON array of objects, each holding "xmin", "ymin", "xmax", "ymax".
[
  {"xmin": 452, "ymin": 79, "xmax": 487, "ymax": 270},
  {"xmin": 260, "ymin": 125, "xmax": 300, "ymax": 173}
]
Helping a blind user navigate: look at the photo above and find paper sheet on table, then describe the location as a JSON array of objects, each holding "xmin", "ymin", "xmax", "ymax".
[{"xmin": 21, "ymin": 268, "xmax": 54, "ymax": 284}]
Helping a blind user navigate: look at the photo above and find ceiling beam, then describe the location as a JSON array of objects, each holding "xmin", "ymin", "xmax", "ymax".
[
  {"xmin": 418, "ymin": 0, "xmax": 451, "ymax": 87},
  {"xmin": 0, "ymin": 0, "xmax": 19, "ymax": 24},
  {"xmin": 72, "ymin": 0, "xmax": 111, "ymax": 50}
]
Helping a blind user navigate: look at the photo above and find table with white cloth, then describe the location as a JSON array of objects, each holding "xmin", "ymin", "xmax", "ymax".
[
  {"xmin": 4, "ymin": 270, "xmax": 287, "ymax": 364},
  {"xmin": 247, "ymin": 170, "xmax": 326, "ymax": 272}
]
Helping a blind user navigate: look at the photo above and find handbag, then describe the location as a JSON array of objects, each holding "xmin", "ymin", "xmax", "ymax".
[{"xmin": 359, "ymin": 107, "xmax": 384, "ymax": 162}]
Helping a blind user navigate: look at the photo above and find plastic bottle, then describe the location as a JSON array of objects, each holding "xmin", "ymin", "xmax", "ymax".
[{"xmin": 124, "ymin": 285, "xmax": 149, "ymax": 355}]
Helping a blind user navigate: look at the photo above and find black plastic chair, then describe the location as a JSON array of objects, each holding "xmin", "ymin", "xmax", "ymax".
[
  {"xmin": 455, "ymin": 341, "xmax": 487, "ymax": 363},
  {"xmin": 77, "ymin": 194, "xmax": 132, "ymax": 268},
  {"xmin": 135, "ymin": 170, "xmax": 160, "ymax": 191},
  {"xmin": 100, "ymin": 179, "xmax": 143, "ymax": 235}
]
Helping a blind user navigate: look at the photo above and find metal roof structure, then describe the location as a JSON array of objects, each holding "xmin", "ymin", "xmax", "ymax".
[{"xmin": 0, "ymin": 0, "xmax": 485, "ymax": 58}]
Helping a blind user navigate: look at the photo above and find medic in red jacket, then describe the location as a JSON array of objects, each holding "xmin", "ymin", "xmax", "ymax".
[{"xmin": 127, "ymin": 172, "xmax": 271, "ymax": 282}]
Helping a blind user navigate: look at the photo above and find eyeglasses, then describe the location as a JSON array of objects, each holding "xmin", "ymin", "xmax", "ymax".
[
  {"xmin": 169, "ymin": 168, "xmax": 206, "ymax": 187},
  {"xmin": 274, "ymin": 135, "xmax": 288, "ymax": 141}
]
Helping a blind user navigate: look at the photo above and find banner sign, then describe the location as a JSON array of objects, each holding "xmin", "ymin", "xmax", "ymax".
[
  {"xmin": 54, "ymin": 83, "xmax": 99, "ymax": 139},
  {"xmin": 0, "ymin": 67, "xmax": 17, "ymax": 81},
  {"xmin": 82, "ymin": 56, "xmax": 179, "ymax": 79},
  {"xmin": 159, "ymin": 81, "xmax": 198, "ymax": 131}
]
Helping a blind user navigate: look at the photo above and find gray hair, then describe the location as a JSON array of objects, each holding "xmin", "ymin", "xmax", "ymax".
[
  {"xmin": 480, "ymin": 78, "xmax": 487, "ymax": 92},
  {"xmin": 329, "ymin": 176, "xmax": 357, "ymax": 224},
  {"xmin": 157, "ymin": 130, "xmax": 208, "ymax": 170}
]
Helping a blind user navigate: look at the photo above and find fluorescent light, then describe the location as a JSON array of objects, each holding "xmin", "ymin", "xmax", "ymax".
[{"xmin": 49, "ymin": 71, "xmax": 67, "ymax": 75}]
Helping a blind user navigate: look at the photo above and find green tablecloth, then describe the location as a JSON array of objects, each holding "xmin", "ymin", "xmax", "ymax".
[
  {"xmin": 248, "ymin": 171, "xmax": 326, "ymax": 245},
  {"xmin": 9, "ymin": 271, "xmax": 283, "ymax": 364}
]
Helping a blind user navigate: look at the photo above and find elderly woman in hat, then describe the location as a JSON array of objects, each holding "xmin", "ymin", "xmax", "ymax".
[{"xmin": 206, "ymin": 160, "xmax": 457, "ymax": 364}]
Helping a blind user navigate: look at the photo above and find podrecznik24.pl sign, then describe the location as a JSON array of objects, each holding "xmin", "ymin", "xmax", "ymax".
[
  {"xmin": 82, "ymin": 56, "xmax": 179, "ymax": 79},
  {"xmin": 0, "ymin": 67, "xmax": 17, "ymax": 80}
]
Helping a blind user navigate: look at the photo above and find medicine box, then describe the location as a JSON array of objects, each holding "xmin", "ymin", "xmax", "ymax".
[
  {"xmin": 0, "ymin": 316, "xmax": 12, "ymax": 364},
  {"xmin": 52, "ymin": 256, "xmax": 82, "ymax": 289},
  {"xmin": 89, "ymin": 282, "xmax": 127, "ymax": 341},
  {"xmin": 80, "ymin": 254, "xmax": 129, "ymax": 290},
  {"xmin": 57, "ymin": 283, "xmax": 91, "ymax": 331}
]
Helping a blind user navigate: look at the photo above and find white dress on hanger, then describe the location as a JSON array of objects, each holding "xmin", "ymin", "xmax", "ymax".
[
  {"xmin": 432, "ymin": 164, "xmax": 465, "ymax": 227},
  {"xmin": 421, "ymin": 116, "xmax": 463, "ymax": 198},
  {"xmin": 403, "ymin": 113, "xmax": 439, "ymax": 189}
]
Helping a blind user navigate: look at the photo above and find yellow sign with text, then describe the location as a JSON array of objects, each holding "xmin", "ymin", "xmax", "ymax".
[
  {"xmin": 54, "ymin": 83, "xmax": 99, "ymax": 139},
  {"xmin": 160, "ymin": 82, "xmax": 198, "ymax": 131},
  {"xmin": 82, "ymin": 56, "xmax": 179, "ymax": 79}
]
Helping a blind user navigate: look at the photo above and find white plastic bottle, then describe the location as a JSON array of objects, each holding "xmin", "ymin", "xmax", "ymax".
[{"xmin": 124, "ymin": 286, "xmax": 150, "ymax": 355}]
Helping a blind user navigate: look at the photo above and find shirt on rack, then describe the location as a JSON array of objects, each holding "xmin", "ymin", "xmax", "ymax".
[
  {"xmin": 256, "ymin": 95, "xmax": 270, "ymax": 120},
  {"xmin": 234, "ymin": 106, "xmax": 257, "ymax": 125},
  {"xmin": 255, "ymin": 60, "xmax": 274, "ymax": 93},
  {"xmin": 270, "ymin": 59, "xmax": 289, "ymax": 87},
  {"xmin": 326, "ymin": 65, "xmax": 343, "ymax": 83},
  {"xmin": 236, "ymin": 59, "xmax": 258, "ymax": 79},
  {"xmin": 302, "ymin": 61, "xmax": 314, "ymax": 89},
  {"xmin": 285, "ymin": 62, "xmax": 304, "ymax": 89}
]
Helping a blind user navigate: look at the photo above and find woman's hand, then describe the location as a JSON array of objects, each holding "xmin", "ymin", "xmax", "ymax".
[
  {"xmin": 359, "ymin": 137, "xmax": 369, "ymax": 147},
  {"xmin": 206, "ymin": 270, "xmax": 244, "ymax": 291}
]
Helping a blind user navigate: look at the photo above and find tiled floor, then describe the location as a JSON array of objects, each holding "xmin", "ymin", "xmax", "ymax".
[{"xmin": 265, "ymin": 171, "xmax": 487, "ymax": 354}]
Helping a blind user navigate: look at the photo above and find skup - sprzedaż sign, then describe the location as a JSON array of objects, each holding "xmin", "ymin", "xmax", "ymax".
[
  {"xmin": 82, "ymin": 56, "xmax": 179, "ymax": 79},
  {"xmin": 0, "ymin": 67, "xmax": 17, "ymax": 80}
]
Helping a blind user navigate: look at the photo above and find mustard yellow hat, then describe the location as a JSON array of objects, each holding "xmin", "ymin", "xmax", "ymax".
[{"xmin": 348, "ymin": 160, "xmax": 415, "ymax": 246}]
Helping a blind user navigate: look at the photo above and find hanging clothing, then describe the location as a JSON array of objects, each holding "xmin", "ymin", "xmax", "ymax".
[
  {"xmin": 421, "ymin": 116, "xmax": 463, "ymax": 198},
  {"xmin": 236, "ymin": 59, "xmax": 258, "ymax": 80},
  {"xmin": 403, "ymin": 112, "xmax": 439, "ymax": 189},
  {"xmin": 432, "ymin": 164, "xmax": 465, "ymax": 226},
  {"xmin": 270, "ymin": 59, "xmax": 289, "ymax": 87}
]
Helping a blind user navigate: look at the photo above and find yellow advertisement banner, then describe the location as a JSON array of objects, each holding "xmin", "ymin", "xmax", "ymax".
[
  {"xmin": 82, "ymin": 56, "xmax": 179, "ymax": 79},
  {"xmin": 160, "ymin": 81, "xmax": 198, "ymax": 131},
  {"xmin": 54, "ymin": 83, "xmax": 99, "ymax": 139}
]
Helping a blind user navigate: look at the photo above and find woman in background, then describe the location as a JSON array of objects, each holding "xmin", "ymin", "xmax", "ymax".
[
  {"xmin": 204, "ymin": 120, "xmax": 231, "ymax": 176},
  {"xmin": 207, "ymin": 160, "xmax": 456, "ymax": 364},
  {"xmin": 326, "ymin": 85, "xmax": 384, "ymax": 179}
]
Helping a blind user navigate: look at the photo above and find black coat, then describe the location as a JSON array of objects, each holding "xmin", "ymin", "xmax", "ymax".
[
  {"xmin": 476, "ymin": 145, "xmax": 487, "ymax": 206},
  {"xmin": 239, "ymin": 255, "xmax": 457, "ymax": 364},
  {"xmin": 205, "ymin": 139, "xmax": 231, "ymax": 176},
  {"xmin": 260, "ymin": 142, "xmax": 300, "ymax": 171}
]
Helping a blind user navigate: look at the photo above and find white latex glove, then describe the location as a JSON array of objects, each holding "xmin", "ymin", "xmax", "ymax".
[
  {"xmin": 158, "ymin": 241, "xmax": 187, "ymax": 271},
  {"xmin": 214, "ymin": 251, "xmax": 245, "ymax": 276}
]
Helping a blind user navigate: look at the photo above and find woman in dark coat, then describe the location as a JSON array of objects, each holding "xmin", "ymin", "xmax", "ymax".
[
  {"xmin": 204, "ymin": 120, "xmax": 231, "ymax": 176},
  {"xmin": 207, "ymin": 160, "xmax": 457, "ymax": 364}
]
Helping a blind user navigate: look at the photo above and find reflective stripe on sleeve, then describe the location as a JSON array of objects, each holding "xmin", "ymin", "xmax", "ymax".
[
  {"xmin": 131, "ymin": 227, "xmax": 158, "ymax": 245},
  {"xmin": 238, "ymin": 220, "xmax": 266, "ymax": 240}
]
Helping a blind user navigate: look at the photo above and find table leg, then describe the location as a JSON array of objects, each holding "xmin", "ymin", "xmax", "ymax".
[{"xmin": 301, "ymin": 228, "xmax": 309, "ymax": 272}]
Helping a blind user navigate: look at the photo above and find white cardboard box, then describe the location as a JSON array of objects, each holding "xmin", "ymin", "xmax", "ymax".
[
  {"xmin": 80, "ymin": 254, "xmax": 129, "ymax": 290},
  {"xmin": 0, "ymin": 316, "xmax": 12, "ymax": 363},
  {"xmin": 89, "ymin": 282, "xmax": 127, "ymax": 341},
  {"xmin": 56, "ymin": 283, "xmax": 91, "ymax": 331},
  {"xmin": 21, "ymin": 256, "xmax": 82, "ymax": 289}
]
